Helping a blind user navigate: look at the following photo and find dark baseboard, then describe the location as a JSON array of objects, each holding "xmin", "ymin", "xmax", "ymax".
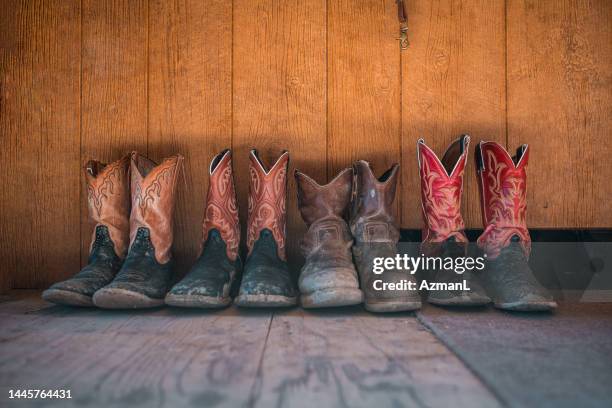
[{"xmin": 400, "ymin": 229, "xmax": 612, "ymax": 242}]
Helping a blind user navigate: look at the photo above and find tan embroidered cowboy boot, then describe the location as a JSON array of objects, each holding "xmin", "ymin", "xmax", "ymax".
[
  {"xmin": 93, "ymin": 152, "xmax": 183, "ymax": 309},
  {"xmin": 295, "ymin": 168, "xmax": 363, "ymax": 308},
  {"xmin": 476, "ymin": 141, "xmax": 556, "ymax": 311},
  {"xmin": 42, "ymin": 156, "xmax": 130, "ymax": 307},
  {"xmin": 166, "ymin": 149, "xmax": 241, "ymax": 308},
  {"xmin": 235, "ymin": 150, "xmax": 297, "ymax": 307}
]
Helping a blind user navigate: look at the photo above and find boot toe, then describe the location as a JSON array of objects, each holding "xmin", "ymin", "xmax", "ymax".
[
  {"xmin": 42, "ymin": 288, "xmax": 94, "ymax": 307},
  {"xmin": 495, "ymin": 293, "xmax": 557, "ymax": 312},
  {"xmin": 235, "ymin": 268, "xmax": 297, "ymax": 307},
  {"xmin": 93, "ymin": 286, "xmax": 164, "ymax": 309},
  {"xmin": 165, "ymin": 278, "xmax": 231, "ymax": 308},
  {"xmin": 299, "ymin": 267, "xmax": 360, "ymax": 293}
]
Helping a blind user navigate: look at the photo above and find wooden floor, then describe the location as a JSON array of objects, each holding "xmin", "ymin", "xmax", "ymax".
[{"xmin": 0, "ymin": 292, "xmax": 500, "ymax": 408}]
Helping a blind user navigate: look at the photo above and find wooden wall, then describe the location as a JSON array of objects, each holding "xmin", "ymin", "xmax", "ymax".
[{"xmin": 1, "ymin": 0, "xmax": 610, "ymax": 292}]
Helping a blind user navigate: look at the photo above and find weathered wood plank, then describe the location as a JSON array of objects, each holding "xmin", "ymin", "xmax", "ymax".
[
  {"xmin": 0, "ymin": 0, "xmax": 81, "ymax": 291},
  {"xmin": 233, "ymin": 0, "xmax": 327, "ymax": 266},
  {"xmin": 401, "ymin": 0, "xmax": 506, "ymax": 229},
  {"xmin": 328, "ymin": 0, "xmax": 401, "ymax": 217},
  {"xmin": 253, "ymin": 308, "xmax": 501, "ymax": 407},
  {"xmin": 0, "ymin": 298, "xmax": 273, "ymax": 407},
  {"xmin": 507, "ymin": 0, "xmax": 612, "ymax": 228},
  {"xmin": 148, "ymin": 0, "xmax": 232, "ymax": 277},
  {"xmin": 81, "ymin": 0, "xmax": 149, "ymax": 265}
]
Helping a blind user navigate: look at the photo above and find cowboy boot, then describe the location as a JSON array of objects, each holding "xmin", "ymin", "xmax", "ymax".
[
  {"xmin": 93, "ymin": 152, "xmax": 183, "ymax": 309},
  {"xmin": 417, "ymin": 135, "xmax": 490, "ymax": 306},
  {"xmin": 235, "ymin": 150, "xmax": 297, "ymax": 307},
  {"xmin": 476, "ymin": 141, "xmax": 556, "ymax": 311},
  {"xmin": 42, "ymin": 156, "xmax": 130, "ymax": 306},
  {"xmin": 166, "ymin": 149, "xmax": 241, "ymax": 308},
  {"xmin": 295, "ymin": 168, "xmax": 363, "ymax": 308},
  {"xmin": 350, "ymin": 161, "xmax": 421, "ymax": 312}
]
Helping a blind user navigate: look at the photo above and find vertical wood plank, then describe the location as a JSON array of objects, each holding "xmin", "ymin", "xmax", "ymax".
[
  {"xmin": 507, "ymin": 0, "xmax": 612, "ymax": 228},
  {"xmin": 233, "ymin": 0, "xmax": 327, "ymax": 265},
  {"xmin": 0, "ymin": 0, "xmax": 81, "ymax": 291},
  {"xmin": 148, "ymin": 0, "xmax": 232, "ymax": 276},
  {"xmin": 328, "ymin": 0, "xmax": 401, "ymax": 216},
  {"xmin": 81, "ymin": 0, "xmax": 149, "ymax": 264},
  {"xmin": 401, "ymin": 0, "xmax": 506, "ymax": 229}
]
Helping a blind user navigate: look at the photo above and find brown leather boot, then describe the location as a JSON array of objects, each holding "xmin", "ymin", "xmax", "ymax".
[
  {"xmin": 42, "ymin": 156, "xmax": 130, "ymax": 306},
  {"xmin": 476, "ymin": 141, "xmax": 556, "ymax": 311},
  {"xmin": 295, "ymin": 168, "xmax": 363, "ymax": 308},
  {"xmin": 417, "ymin": 135, "xmax": 490, "ymax": 306},
  {"xmin": 350, "ymin": 161, "xmax": 421, "ymax": 312},
  {"xmin": 166, "ymin": 149, "xmax": 241, "ymax": 308},
  {"xmin": 235, "ymin": 150, "xmax": 297, "ymax": 307},
  {"xmin": 93, "ymin": 152, "xmax": 183, "ymax": 309}
]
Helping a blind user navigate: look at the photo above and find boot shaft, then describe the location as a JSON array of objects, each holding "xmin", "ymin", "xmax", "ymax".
[
  {"xmin": 129, "ymin": 152, "xmax": 184, "ymax": 264},
  {"xmin": 295, "ymin": 168, "xmax": 352, "ymax": 226},
  {"xmin": 349, "ymin": 160, "xmax": 400, "ymax": 243},
  {"xmin": 295, "ymin": 168, "xmax": 354, "ymax": 255},
  {"xmin": 246, "ymin": 150, "xmax": 289, "ymax": 260},
  {"xmin": 201, "ymin": 149, "xmax": 240, "ymax": 262},
  {"xmin": 417, "ymin": 136, "xmax": 469, "ymax": 253},
  {"xmin": 476, "ymin": 141, "xmax": 531, "ymax": 258},
  {"xmin": 84, "ymin": 155, "xmax": 131, "ymax": 258}
]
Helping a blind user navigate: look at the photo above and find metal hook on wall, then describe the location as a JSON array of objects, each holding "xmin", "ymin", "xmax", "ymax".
[{"xmin": 396, "ymin": 0, "xmax": 409, "ymax": 50}]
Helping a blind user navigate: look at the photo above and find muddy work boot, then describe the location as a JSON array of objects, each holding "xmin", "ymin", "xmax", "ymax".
[
  {"xmin": 295, "ymin": 168, "xmax": 363, "ymax": 308},
  {"xmin": 93, "ymin": 152, "xmax": 183, "ymax": 309},
  {"xmin": 417, "ymin": 136, "xmax": 490, "ymax": 306},
  {"xmin": 476, "ymin": 141, "xmax": 556, "ymax": 311},
  {"xmin": 350, "ymin": 161, "xmax": 421, "ymax": 312},
  {"xmin": 235, "ymin": 150, "xmax": 297, "ymax": 307},
  {"xmin": 166, "ymin": 149, "xmax": 241, "ymax": 308},
  {"xmin": 43, "ymin": 156, "xmax": 130, "ymax": 307}
]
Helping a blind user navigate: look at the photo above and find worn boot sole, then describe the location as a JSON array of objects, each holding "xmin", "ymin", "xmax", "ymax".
[
  {"xmin": 364, "ymin": 299, "xmax": 422, "ymax": 313},
  {"xmin": 234, "ymin": 294, "xmax": 297, "ymax": 308},
  {"xmin": 165, "ymin": 293, "xmax": 231, "ymax": 309},
  {"xmin": 92, "ymin": 288, "xmax": 164, "ymax": 309},
  {"xmin": 428, "ymin": 294, "xmax": 491, "ymax": 307},
  {"xmin": 495, "ymin": 300, "xmax": 557, "ymax": 312},
  {"xmin": 42, "ymin": 289, "xmax": 94, "ymax": 307},
  {"xmin": 301, "ymin": 288, "xmax": 363, "ymax": 308}
]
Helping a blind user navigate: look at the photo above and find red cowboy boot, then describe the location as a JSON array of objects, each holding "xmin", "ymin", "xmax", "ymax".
[
  {"xmin": 476, "ymin": 141, "xmax": 556, "ymax": 311},
  {"xmin": 42, "ymin": 156, "xmax": 130, "ymax": 306},
  {"xmin": 166, "ymin": 149, "xmax": 241, "ymax": 308},
  {"xmin": 417, "ymin": 135, "xmax": 489, "ymax": 306},
  {"xmin": 234, "ymin": 150, "xmax": 297, "ymax": 307}
]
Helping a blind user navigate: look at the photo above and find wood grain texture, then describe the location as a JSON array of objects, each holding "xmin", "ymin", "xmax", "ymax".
[
  {"xmin": 0, "ymin": 1, "xmax": 611, "ymax": 291},
  {"xmin": 401, "ymin": 0, "xmax": 506, "ymax": 229},
  {"xmin": 507, "ymin": 0, "xmax": 612, "ymax": 228},
  {"xmin": 0, "ymin": 0, "xmax": 81, "ymax": 291},
  {"xmin": 254, "ymin": 308, "xmax": 501, "ymax": 407},
  {"xmin": 328, "ymin": 0, "xmax": 401, "ymax": 218},
  {"xmin": 233, "ymin": 0, "xmax": 327, "ymax": 267},
  {"xmin": 81, "ymin": 0, "xmax": 149, "ymax": 264},
  {"xmin": 0, "ymin": 293, "xmax": 501, "ymax": 407},
  {"xmin": 0, "ymin": 295, "xmax": 272, "ymax": 406},
  {"xmin": 148, "ymin": 0, "xmax": 232, "ymax": 277}
]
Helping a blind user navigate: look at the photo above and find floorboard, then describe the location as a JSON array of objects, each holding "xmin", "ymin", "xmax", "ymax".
[{"xmin": 0, "ymin": 292, "xmax": 499, "ymax": 407}]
